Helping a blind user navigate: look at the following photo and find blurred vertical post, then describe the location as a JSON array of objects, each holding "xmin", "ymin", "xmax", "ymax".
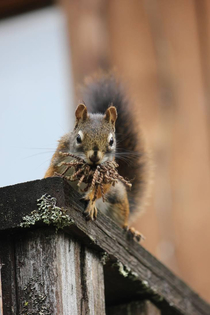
[
  {"xmin": 195, "ymin": 0, "xmax": 210, "ymax": 138},
  {"xmin": 106, "ymin": 0, "xmax": 163, "ymax": 254},
  {"xmin": 142, "ymin": 0, "xmax": 178, "ymax": 272},
  {"xmin": 59, "ymin": 0, "xmax": 109, "ymax": 96}
]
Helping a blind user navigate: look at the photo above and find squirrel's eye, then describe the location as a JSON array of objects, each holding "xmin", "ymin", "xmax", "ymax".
[
  {"xmin": 109, "ymin": 137, "xmax": 114, "ymax": 146},
  {"xmin": 76, "ymin": 134, "xmax": 82, "ymax": 144}
]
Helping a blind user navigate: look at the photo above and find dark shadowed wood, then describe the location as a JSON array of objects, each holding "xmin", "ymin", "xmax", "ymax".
[
  {"xmin": 0, "ymin": 236, "xmax": 17, "ymax": 315},
  {"xmin": 107, "ymin": 300, "xmax": 161, "ymax": 315},
  {"xmin": 0, "ymin": 260, "xmax": 3, "ymax": 315},
  {"xmin": 0, "ymin": 178, "xmax": 210, "ymax": 315}
]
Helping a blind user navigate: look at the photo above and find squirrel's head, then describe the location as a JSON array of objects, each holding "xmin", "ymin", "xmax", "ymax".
[{"xmin": 71, "ymin": 103, "xmax": 117, "ymax": 165}]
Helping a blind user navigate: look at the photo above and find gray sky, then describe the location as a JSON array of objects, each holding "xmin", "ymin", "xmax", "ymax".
[{"xmin": 0, "ymin": 6, "xmax": 74, "ymax": 187}]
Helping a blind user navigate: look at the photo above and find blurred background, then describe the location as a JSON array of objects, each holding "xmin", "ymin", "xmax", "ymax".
[{"xmin": 1, "ymin": 0, "xmax": 210, "ymax": 304}]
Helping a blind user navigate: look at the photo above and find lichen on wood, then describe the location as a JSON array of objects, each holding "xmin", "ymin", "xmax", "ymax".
[
  {"xmin": 21, "ymin": 274, "xmax": 52, "ymax": 315},
  {"xmin": 20, "ymin": 194, "xmax": 73, "ymax": 231},
  {"xmin": 113, "ymin": 260, "xmax": 139, "ymax": 281},
  {"xmin": 100, "ymin": 251, "xmax": 109, "ymax": 265}
]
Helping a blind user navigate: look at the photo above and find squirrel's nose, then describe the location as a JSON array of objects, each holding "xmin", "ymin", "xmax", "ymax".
[{"xmin": 89, "ymin": 151, "xmax": 100, "ymax": 163}]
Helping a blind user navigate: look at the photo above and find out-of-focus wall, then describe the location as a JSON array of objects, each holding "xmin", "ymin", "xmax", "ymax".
[{"xmin": 60, "ymin": 0, "xmax": 210, "ymax": 303}]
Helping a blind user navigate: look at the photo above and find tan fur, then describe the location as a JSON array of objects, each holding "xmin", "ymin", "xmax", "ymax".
[
  {"xmin": 110, "ymin": 194, "xmax": 129, "ymax": 227},
  {"xmin": 44, "ymin": 108, "xmax": 130, "ymax": 226}
]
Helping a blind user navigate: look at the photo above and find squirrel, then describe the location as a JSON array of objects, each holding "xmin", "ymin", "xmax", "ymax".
[{"xmin": 44, "ymin": 73, "xmax": 149, "ymax": 238}]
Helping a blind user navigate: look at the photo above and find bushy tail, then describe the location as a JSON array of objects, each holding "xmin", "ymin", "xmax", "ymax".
[{"xmin": 79, "ymin": 73, "xmax": 150, "ymax": 216}]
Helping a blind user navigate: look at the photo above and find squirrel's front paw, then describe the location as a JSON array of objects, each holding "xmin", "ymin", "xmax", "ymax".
[
  {"xmin": 123, "ymin": 225, "xmax": 145, "ymax": 243},
  {"xmin": 84, "ymin": 201, "xmax": 98, "ymax": 221}
]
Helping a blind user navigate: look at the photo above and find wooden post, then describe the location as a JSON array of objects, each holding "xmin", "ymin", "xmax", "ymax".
[
  {"xmin": 0, "ymin": 178, "xmax": 210, "ymax": 315},
  {"xmin": 81, "ymin": 248, "xmax": 106, "ymax": 314},
  {"xmin": 15, "ymin": 229, "xmax": 105, "ymax": 315}
]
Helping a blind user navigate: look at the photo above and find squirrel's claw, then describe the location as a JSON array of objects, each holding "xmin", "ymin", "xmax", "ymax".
[
  {"xmin": 123, "ymin": 225, "xmax": 145, "ymax": 243},
  {"xmin": 84, "ymin": 201, "xmax": 98, "ymax": 221}
]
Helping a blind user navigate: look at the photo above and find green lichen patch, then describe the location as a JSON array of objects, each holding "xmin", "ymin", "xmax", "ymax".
[
  {"xmin": 21, "ymin": 274, "xmax": 51, "ymax": 315},
  {"xmin": 100, "ymin": 251, "xmax": 109, "ymax": 265},
  {"xmin": 129, "ymin": 271, "xmax": 139, "ymax": 281},
  {"xmin": 117, "ymin": 261, "xmax": 130, "ymax": 277},
  {"xmin": 141, "ymin": 280, "xmax": 149, "ymax": 288},
  {"xmin": 112, "ymin": 261, "xmax": 132, "ymax": 278},
  {"xmin": 20, "ymin": 194, "xmax": 74, "ymax": 231},
  {"xmin": 113, "ymin": 260, "xmax": 139, "ymax": 280}
]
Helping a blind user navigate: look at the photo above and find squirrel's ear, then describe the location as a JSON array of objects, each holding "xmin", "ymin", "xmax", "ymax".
[
  {"xmin": 104, "ymin": 106, "xmax": 117, "ymax": 126},
  {"xmin": 75, "ymin": 104, "xmax": 88, "ymax": 123}
]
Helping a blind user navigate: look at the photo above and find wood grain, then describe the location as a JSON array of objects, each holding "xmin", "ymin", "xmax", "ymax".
[
  {"xmin": 81, "ymin": 248, "xmax": 106, "ymax": 315},
  {"xmin": 0, "ymin": 178, "xmax": 210, "ymax": 315},
  {"xmin": 14, "ymin": 228, "xmax": 105, "ymax": 315},
  {"xmin": 0, "ymin": 236, "xmax": 17, "ymax": 315}
]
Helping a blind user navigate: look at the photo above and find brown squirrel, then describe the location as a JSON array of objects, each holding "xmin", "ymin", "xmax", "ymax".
[{"xmin": 45, "ymin": 74, "xmax": 149, "ymax": 237}]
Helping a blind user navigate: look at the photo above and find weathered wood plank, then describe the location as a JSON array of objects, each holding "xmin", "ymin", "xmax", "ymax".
[
  {"xmin": 15, "ymin": 229, "xmax": 83, "ymax": 314},
  {"xmin": 0, "ymin": 260, "xmax": 3, "ymax": 315},
  {"xmin": 15, "ymin": 229, "xmax": 59, "ymax": 314},
  {"xmin": 0, "ymin": 235, "xmax": 17, "ymax": 315},
  {"xmin": 54, "ymin": 232, "xmax": 82, "ymax": 314},
  {"xmin": 107, "ymin": 300, "xmax": 161, "ymax": 315},
  {"xmin": 81, "ymin": 248, "xmax": 106, "ymax": 315},
  {"xmin": 0, "ymin": 178, "xmax": 210, "ymax": 315},
  {"xmin": 14, "ymin": 228, "xmax": 106, "ymax": 315}
]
